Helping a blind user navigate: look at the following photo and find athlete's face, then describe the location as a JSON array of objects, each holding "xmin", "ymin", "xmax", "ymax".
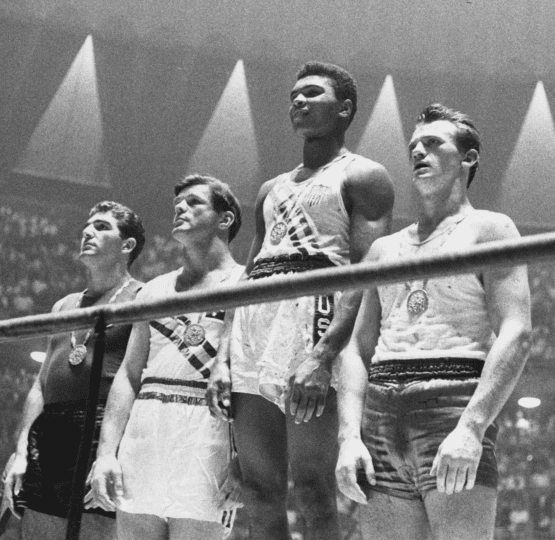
[
  {"xmin": 289, "ymin": 75, "xmax": 345, "ymax": 138},
  {"xmin": 80, "ymin": 212, "xmax": 126, "ymax": 263},
  {"xmin": 408, "ymin": 120, "xmax": 466, "ymax": 191},
  {"xmin": 172, "ymin": 184, "xmax": 221, "ymax": 243}
]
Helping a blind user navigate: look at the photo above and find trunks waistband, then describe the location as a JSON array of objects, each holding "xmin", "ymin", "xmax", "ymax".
[
  {"xmin": 368, "ymin": 358, "xmax": 485, "ymax": 384},
  {"xmin": 249, "ymin": 253, "xmax": 334, "ymax": 280},
  {"xmin": 138, "ymin": 377, "xmax": 207, "ymax": 405},
  {"xmin": 42, "ymin": 399, "xmax": 107, "ymax": 415}
]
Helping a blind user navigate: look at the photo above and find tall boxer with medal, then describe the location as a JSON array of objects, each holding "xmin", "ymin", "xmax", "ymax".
[
  {"xmin": 207, "ymin": 62, "xmax": 394, "ymax": 540},
  {"xmin": 2, "ymin": 202, "xmax": 145, "ymax": 540},
  {"xmin": 90, "ymin": 175, "xmax": 244, "ymax": 540},
  {"xmin": 336, "ymin": 104, "xmax": 532, "ymax": 540}
]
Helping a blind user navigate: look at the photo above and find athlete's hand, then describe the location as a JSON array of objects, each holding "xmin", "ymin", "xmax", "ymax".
[
  {"xmin": 2, "ymin": 452, "xmax": 26, "ymax": 517},
  {"xmin": 207, "ymin": 361, "xmax": 233, "ymax": 423},
  {"xmin": 216, "ymin": 456, "xmax": 244, "ymax": 511},
  {"xmin": 335, "ymin": 438, "xmax": 375, "ymax": 505},
  {"xmin": 84, "ymin": 461, "xmax": 100, "ymax": 510},
  {"xmin": 288, "ymin": 358, "xmax": 332, "ymax": 424},
  {"xmin": 431, "ymin": 425, "xmax": 483, "ymax": 494},
  {"xmin": 89, "ymin": 455, "xmax": 124, "ymax": 512}
]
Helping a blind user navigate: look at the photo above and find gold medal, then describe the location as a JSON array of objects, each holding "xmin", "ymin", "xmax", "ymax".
[
  {"xmin": 270, "ymin": 222, "xmax": 287, "ymax": 245},
  {"xmin": 407, "ymin": 289, "xmax": 429, "ymax": 315},
  {"xmin": 184, "ymin": 323, "xmax": 206, "ymax": 346},
  {"xmin": 69, "ymin": 344, "xmax": 87, "ymax": 366}
]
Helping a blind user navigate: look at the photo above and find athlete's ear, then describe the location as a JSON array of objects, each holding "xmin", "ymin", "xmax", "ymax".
[
  {"xmin": 122, "ymin": 237, "xmax": 137, "ymax": 255},
  {"xmin": 461, "ymin": 148, "xmax": 479, "ymax": 170},
  {"xmin": 219, "ymin": 210, "xmax": 235, "ymax": 232},
  {"xmin": 339, "ymin": 99, "xmax": 353, "ymax": 121}
]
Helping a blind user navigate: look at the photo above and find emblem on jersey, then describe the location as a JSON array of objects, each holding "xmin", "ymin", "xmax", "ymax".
[
  {"xmin": 270, "ymin": 222, "xmax": 287, "ymax": 244},
  {"xmin": 407, "ymin": 289, "xmax": 429, "ymax": 315},
  {"xmin": 184, "ymin": 323, "xmax": 206, "ymax": 346},
  {"xmin": 303, "ymin": 185, "xmax": 330, "ymax": 207}
]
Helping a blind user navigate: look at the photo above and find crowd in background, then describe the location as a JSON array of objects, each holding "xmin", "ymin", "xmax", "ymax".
[
  {"xmin": 0, "ymin": 204, "xmax": 187, "ymax": 319},
  {"xmin": 0, "ymin": 203, "xmax": 554, "ymax": 539}
]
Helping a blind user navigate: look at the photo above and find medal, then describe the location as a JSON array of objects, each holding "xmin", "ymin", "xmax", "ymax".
[
  {"xmin": 68, "ymin": 278, "xmax": 135, "ymax": 366},
  {"xmin": 69, "ymin": 344, "xmax": 87, "ymax": 366},
  {"xmin": 407, "ymin": 288, "xmax": 429, "ymax": 315},
  {"xmin": 270, "ymin": 222, "xmax": 287, "ymax": 245},
  {"xmin": 184, "ymin": 323, "xmax": 206, "ymax": 346}
]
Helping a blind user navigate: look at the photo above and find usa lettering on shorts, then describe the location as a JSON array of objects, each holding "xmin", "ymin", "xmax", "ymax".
[{"xmin": 313, "ymin": 295, "xmax": 334, "ymax": 345}]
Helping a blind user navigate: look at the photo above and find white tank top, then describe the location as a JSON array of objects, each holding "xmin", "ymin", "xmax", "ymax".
[
  {"xmin": 257, "ymin": 153, "xmax": 358, "ymax": 266},
  {"xmin": 140, "ymin": 266, "xmax": 244, "ymax": 384},
  {"xmin": 373, "ymin": 215, "xmax": 495, "ymax": 362}
]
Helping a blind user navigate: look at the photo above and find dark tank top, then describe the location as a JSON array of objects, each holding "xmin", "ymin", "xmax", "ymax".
[{"xmin": 42, "ymin": 280, "xmax": 142, "ymax": 404}]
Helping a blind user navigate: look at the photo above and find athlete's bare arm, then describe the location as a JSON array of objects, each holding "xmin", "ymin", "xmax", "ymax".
[
  {"xmin": 89, "ymin": 301, "xmax": 151, "ymax": 511},
  {"xmin": 334, "ymin": 238, "xmax": 388, "ymax": 503},
  {"xmin": 289, "ymin": 160, "xmax": 394, "ymax": 423},
  {"xmin": 207, "ymin": 177, "xmax": 280, "ymax": 422},
  {"xmin": 430, "ymin": 211, "xmax": 532, "ymax": 495}
]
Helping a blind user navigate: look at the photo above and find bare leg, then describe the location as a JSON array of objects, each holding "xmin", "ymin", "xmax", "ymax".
[
  {"xmin": 424, "ymin": 486, "xmax": 497, "ymax": 540},
  {"xmin": 116, "ymin": 510, "xmax": 167, "ymax": 540},
  {"xmin": 21, "ymin": 509, "xmax": 116, "ymax": 540},
  {"xmin": 232, "ymin": 393, "xmax": 290, "ymax": 540},
  {"xmin": 287, "ymin": 389, "xmax": 340, "ymax": 540},
  {"xmin": 357, "ymin": 491, "xmax": 433, "ymax": 540},
  {"xmin": 169, "ymin": 518, "xmax": 224, "ymax": 540}
]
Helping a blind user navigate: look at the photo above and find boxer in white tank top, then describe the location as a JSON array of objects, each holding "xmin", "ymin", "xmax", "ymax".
[
  {"xmin": 337, "ymin": 104, "xmax": 531, "ymax": 540},
  {"xmin": 208, "ymin": 62, "xmax": 394, "ymax": 540},
  {"xmin": 91, "ymin": 175, "xmax": 243, "ymax": 540}
]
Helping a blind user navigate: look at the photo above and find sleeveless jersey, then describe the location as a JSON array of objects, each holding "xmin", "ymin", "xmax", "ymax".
[
  {"xmin": 373, "ymin": 217, "xmax": 495, "ymax": 362},
  {"xmin": 42, "ymin": 280, "xmax": 143, "ymax": 404},
  {"xmin": 257, "ymin": 153, "xmax": 358, "ymax": 266},
  {"xmin": 140, "ymin": 266, "xmax": 245, "ymax": 390},
  {"xmin": 118, "ymin": 266, "xmax": 242, "ymax": 525}
]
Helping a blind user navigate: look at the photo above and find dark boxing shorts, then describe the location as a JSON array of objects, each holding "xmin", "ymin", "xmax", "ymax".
[
  {"xmin": 16, "ymin": 400, "xmax": 114, "ymax": 519},
  {"xmin": 358, "ymin": 358, "xmax": 498, "ymax": 500}
]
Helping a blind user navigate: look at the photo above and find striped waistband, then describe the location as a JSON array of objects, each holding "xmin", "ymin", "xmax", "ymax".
[
  {"xmin": 368, "ymin": 358, "xmax": 485, "ymax": 384},
  {"xmin": 249, "ymin": 253, "xmax": 334, "ymax": 280},
  {"xmin": 138, "ymin": 377, "xmax": 207, "ymax": 405}
]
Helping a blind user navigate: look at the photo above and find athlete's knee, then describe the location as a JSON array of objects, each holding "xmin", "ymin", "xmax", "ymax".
[
  {"xmin": 292, "ymin": 478, "xmax": 338, "ymax": 519},
  {"xmin": 242, "ymin": 478, "xmax": 288, "ymax": 509}
]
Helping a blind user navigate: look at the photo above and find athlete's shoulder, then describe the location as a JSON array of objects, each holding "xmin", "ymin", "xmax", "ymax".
[
  {"xmin": 256, "ymin": 173, "xmax": 289, "ymax": 204},
  {"xmin": 367, "ymin": 228, "xmax": 405, "ymax": 261},
  {"xmin": 343, "ymin": 154, "xmax": 395, "ymax": 214},
  {"xmin": 139, "ymin": 271, "xmax": 179, "ymax": 299},
  {"xmin": 346, "ymin": 153, "xmax": 391, "ymax": 180},
  {"xmin": 52, "ymin": 292, "xmax": 81, "ymax": 313},
  {"xmin": 468, "ymin": 209, "xmax": 520, "ymax": 243}
]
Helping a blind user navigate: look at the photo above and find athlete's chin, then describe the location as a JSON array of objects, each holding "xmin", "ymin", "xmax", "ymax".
[{"xmin": 171, "ymin": 227, "xmax": 194, "ymax": 243}]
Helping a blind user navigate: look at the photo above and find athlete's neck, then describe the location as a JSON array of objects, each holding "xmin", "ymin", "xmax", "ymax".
[
  {"xmin": 302, "ymin": 134, "xmax": 347, "ymax": 171},
  {"xmin": 84, "ymin": 263, "xmax": 132, "ymax": 297},
  {"xmin": 176, "ymin": 238, "xmax": 235, "ymax": 291},
  {"xmin": 416, "ymin": 198, "xmax": 474, "ymax": 242}
]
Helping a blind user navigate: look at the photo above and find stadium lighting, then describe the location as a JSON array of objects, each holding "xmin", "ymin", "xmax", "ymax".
[
  {"xmin": 30, "ymin": 351, "xmax": 46, "ymax": 363},
  {"xmin": 518, "ymin": 397, "xmax": 541, "ymax": 409}
]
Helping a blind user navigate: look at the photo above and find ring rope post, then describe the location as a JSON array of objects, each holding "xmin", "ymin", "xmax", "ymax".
[{"xmin": 65, "ymin": 313, "xmax": 106, "ymax": 540}]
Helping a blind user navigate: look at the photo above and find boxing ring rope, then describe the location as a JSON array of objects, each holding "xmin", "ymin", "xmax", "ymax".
[
  {"xmin": 2, "ymin": 231, "xmax": 555, "ymax": 342},
  {"xmin": 4, "ymin": 230, "xmax": 555, "ymax": 540}
]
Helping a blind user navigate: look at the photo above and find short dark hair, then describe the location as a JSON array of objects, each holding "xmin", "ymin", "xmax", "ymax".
[
  {"xmin": 174, "ymin": 174, "xmax": 242, "ymax": 242},
  {"xmin": 89, "ymin": 201, "xmax": 146, "ymax": 267},
  {"xmin": 296, "ymin": 61, "xmax": 358, "ymax": 125},
  {"xmin": 416, "ymin": 103, "xmax": 481, "ymax": 188}
]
